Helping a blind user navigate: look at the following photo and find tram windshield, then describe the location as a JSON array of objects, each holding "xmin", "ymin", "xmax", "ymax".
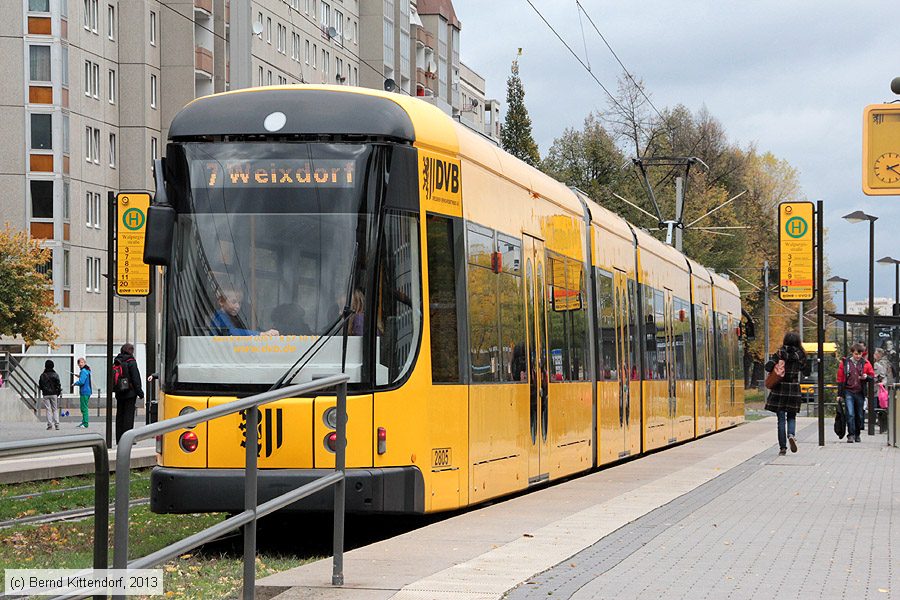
[{"xmin": 161, "ymin": 142, "xmax": 420, "ymax": 392}]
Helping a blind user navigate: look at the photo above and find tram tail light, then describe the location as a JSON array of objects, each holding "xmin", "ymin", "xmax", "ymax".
[
  {"xmin": 325, "ymin": 432, "xmax": 338, "ymax": 453},
  {"xmin": 377, "ymin": 427, "xmax": 387, "ymax": 455},
  {"xmin": 179, "ymin": 431, "xmax": 199, "ymax": 453}
]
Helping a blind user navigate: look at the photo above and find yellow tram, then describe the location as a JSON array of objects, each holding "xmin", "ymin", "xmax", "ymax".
[{"xmin": 145, "ymin": 85, "xmax": 744, "ymax": 515}]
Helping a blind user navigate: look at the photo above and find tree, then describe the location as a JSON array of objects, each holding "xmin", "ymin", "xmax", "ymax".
[
  {"xmin": 500, "ymin": 58, "xmax": 540, "ymax": 167},
  {"xmin": 0, "ymin": 225, "xmax": 59, "ymax": 344}
]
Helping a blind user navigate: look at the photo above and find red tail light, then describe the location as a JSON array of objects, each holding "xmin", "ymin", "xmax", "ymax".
[
  {"xmin": 325, "ymin": 432, "xmax": 338, "ymax": 453},
  {"xmin": 377, "ymin": 427, "xmax": 387, "ymax": 455},
  {"xmin": 179, "ymin": 431, "xmax": 198, "ymax": 453}
]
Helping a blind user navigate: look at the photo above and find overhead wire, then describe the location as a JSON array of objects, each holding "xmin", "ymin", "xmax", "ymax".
[{"xmin": 574, "ymin": 0, "xmax": 666, "ymax": 123}]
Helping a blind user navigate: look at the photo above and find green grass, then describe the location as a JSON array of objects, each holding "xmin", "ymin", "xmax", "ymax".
[
  {"xmin": 0, "ymin": 472, "xmax": 151, "ymax": 522},
  {"xmin": 0, "ymin": 505, "xmax": 317, "ymax": 598}
]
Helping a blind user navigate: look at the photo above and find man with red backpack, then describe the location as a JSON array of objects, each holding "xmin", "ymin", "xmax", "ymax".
[
  {"xmin": 113, "ymin": 343, "xmax": 144, "ymax": 443},
  {"xmin": 837, "ymin": 343, "xmax": 875, "ymax": 443}
]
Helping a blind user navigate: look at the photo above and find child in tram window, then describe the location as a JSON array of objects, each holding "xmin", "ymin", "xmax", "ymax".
[{"xmin": 210, "ymin": 287, "xmax": 279, "ymax": 336}]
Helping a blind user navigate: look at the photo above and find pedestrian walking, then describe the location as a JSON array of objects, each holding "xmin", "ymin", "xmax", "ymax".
[
  {"xmin": 764, "ymin": 332, "xmax": 809, "ymax": 455},
  {"xmin": 38, "ymin": 360, "xmax": 62, "ymax": 431},
  {"xmin": 73, "ymin": 358, "xmax": 92, "ymax": 428},
  {"xmin": 837, "ymin": 342, "xmax": 875, "ymax": 443},
  {"xmin": 113, "ymin": 343, "xmax": 144, "ymax": 444},
  {"xmin": 874, "ymin": 348, "xmax": 895, "ymax": 387}
]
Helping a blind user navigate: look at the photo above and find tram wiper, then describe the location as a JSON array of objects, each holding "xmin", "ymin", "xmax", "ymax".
[{"xmin": 269, "ymin": 242, "xmax": 359, "ymax": 391}]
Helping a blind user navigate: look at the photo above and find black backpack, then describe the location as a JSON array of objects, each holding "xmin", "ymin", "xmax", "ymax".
[{"xmin": 113, "ymin": 358, "xmax": 134, "ymax": 393}]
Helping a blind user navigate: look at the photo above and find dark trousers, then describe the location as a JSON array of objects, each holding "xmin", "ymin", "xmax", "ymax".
[{"xmin": 115, "ymin": 395, "xmax": 136, "ymax": 444}]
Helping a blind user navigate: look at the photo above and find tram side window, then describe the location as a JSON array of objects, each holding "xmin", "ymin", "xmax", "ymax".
[
  {"xmin": 674, "ymin": 298, "xmax": 692, "ymax": 380},
  {"xmin": 376, "ymin": 211, "xmax": 423, "ymax": 387},
  {"xmin": 642, "ymin": 285, "xmax": 657, "ymax": 379},
  {"xmin": 734, "ymin": 320, "xmax": 744, "ymax": 383},
  {"xmin": 546, "ymin": 253, "xmax": 588, "ymax": 382},
  {"xmin": 627, "ymin": 279, "xmax": 639, "ymax": 381},
  {"xmin": 693, "ymin": 306, "xmax": 706, "ymax": 381},
  {"xmin": 426, "ymin": 214, "xmax": 461, "ymax": 383},
  {"xmin": 467, "ymin": 226, "xmax": 499, "ymax": 382},
  {"xmin": 654, "ymin": 289, "xmax": 667, "ymax": 381},
  {"xmin": 498, "ymin": 236, "xmax": 524, "ymax": 383},
  {"xmin": 595, "ymin": 270, "xmax": 615, "ymax": 381},
  {"xmin": 715, "ymin": 312, "xmax": 729, "ymax": 380}
]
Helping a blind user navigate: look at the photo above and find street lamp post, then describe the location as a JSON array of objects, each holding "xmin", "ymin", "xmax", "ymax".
[
  {"xmin": 877, "ymin": 256, "xmax": 900, "ymax": 316},
  {"xmin": 843, "ymin": 210, "xmax": 878, "ymax": 436},
  {"xmin": 827, "ymin": 275, "xmax": 849, "ymax": 357}
]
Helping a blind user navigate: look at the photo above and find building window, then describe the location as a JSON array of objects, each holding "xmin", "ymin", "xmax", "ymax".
[
  {"xmin": 84, "ymin": 60, "xmax": 99, "ymax": 98},
  {"xmin": 83, "ymin": 0, "xmax": 98, "ymax": 32},
  {"xmin": 312, "ymin": 43, "xmax": 317, "ymax": 68},
  {"xmin": 266, "ymin": 70, "xmax": 272, "ymax": 85},
  {"xmin": 151, "ymin": 137, "xmax": 158, "ymax": 159},
  {"xmin": 61, "ymin": 45, "xmax": 69, "ymax": 86},
  {"xmin": 108, "ymin": 69, "xmax": 116, "ymax": 104},
  {"xmin": 305, "ymin": 39, "xmax": 310, "ymax": 64},
  {"xmin": 266, "ymin": 17, "xmax": 271, "ymax": 43},
  {"xmin": 86, "ymin": 257, "xmax": 101, "ymax": 292},
  {"xmin": 29, "ymin": 45, "xmax": 51, "ymax": 82},
  {"xmin": 108, "ymin": 132, "xmax": 116, "ymax": 167},
  {"xmin": 30, "ymin": 180, "xmax": 54, "ymax": 219},
  {"xmin": 85, "ymin": 126, "xmax": 99, "ymax": 163},
  {"xmin": 277, "ymin": 24, "xmax": 286, "ymax": 54},
  {"xmin": 60, "ymin": 0, "xmax": 67, "ymax": 17},
  {"xmin": 93, "ymin": 128, "xmax": 100, "ymax": 163},
  {"xmin": 29, "ymin": 0, "xmax": 50, "ymax": 12},
  {"xmin": 149, "ymin": 10, "xmax": 156, "ymax": 45},
  {"xmin": 63, "ymin": 249, "xmax": 70, "ymax": 289},
  {"xmin": 334, "ymin": 9, "xmax": 343, "ymax": 45},
  {"xmin": 150, "ymin": 74, "xmax": 157, "ymax": 108},
  {"xmin": 256, "ymin": 12, "xmax": 263, "ymax": 39},
  {"xmin": 63, "ymin": 182, "xmax": 70, "ymax": 221},
  {"xmin": 62, "ymin": 114, "xmax": 70, "ymax": 154},
  {"xmin": 107, "ymin": 4, "xmax": 115, "ymax": 40},
  {"xmin": 258, "ymin": 65, "xmax": 263, "ymax": 85},
  {"xmin": 320, "ymin": 1, "xmax": 329, "ymax": 27},
  {"xmin": 31, "ymin": 113, "xmax": 52, "ymax": 150}
]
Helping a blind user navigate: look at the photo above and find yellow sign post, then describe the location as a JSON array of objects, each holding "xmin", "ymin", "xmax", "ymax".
[
  {"xmin": 862, "ymin": 104, "xmax": 900, "ymax": 196},
  {"xmin": 115, "ymin": 192, "xmax": 151, "ymax": 296},
  {"xmin": 778, "ymin": 201, "xmax": 815, "ymax": 301}
]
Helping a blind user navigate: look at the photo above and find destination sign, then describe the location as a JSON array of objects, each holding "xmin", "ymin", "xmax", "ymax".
[
  {"xmin": 778, "ymin": 201, "xmax": 815, "ymax": 301},
  {"xmin": 195, "ymin": 159, "xmax": 357, "ymax": 188}
]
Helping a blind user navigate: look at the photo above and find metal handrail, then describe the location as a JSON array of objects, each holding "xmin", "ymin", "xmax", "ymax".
[
  {"xmin": 1, "ymin": 351, "xmax": 40, "ymax": 411},
  {"xmin": 112, "ymin": 373, "xmax": 350, "ymax": 600},
  {"xmin": 0, "ymin": 434, "xmax": 109, "ymax": 600}
]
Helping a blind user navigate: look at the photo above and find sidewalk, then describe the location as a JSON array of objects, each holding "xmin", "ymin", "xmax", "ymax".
[
  {"xmin": 0, "ymin": 414, "xmax": 156, "ymax": 484},
  {"xmin": 257, "ymin": 418, "xmax": 898, "ymax": 600}
]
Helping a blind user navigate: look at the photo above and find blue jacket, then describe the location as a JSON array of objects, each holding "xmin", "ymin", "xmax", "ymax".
[{"xmin": 75, "ymin": 366, "xmax": 93, "ymax": 397}]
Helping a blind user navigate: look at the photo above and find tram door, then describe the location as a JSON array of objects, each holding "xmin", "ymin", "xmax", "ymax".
[
  {"xmin": 613, "ymin": 273, "xmax": 640, "ymax": 458},
  {"xmin": 524, "ymin": 236, "xmax": 549, "ymax": 484}
]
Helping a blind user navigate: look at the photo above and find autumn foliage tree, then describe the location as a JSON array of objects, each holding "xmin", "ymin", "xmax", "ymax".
[{"xmin": 0, "ymin": 225, "xmax": 59, "ymax": 344}]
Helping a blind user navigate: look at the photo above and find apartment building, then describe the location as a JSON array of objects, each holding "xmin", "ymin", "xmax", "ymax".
[{"xmin": 0, "ymin": 0, "xmax": 495, "ymax": 386}]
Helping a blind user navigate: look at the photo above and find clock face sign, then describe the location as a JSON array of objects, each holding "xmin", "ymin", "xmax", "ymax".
[
  {"xmin": 863, "ymin": 104, "xmax": 900, "ymax": 195},
  {"xmin": 874, "ymin": 152, "xmax": 900, "ymax": 183}
]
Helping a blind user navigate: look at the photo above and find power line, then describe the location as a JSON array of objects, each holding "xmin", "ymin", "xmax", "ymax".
[
  {"xmin": 574, "ymin": 1, "xmax": 665, "ymax": 123},
  {"xmin": 524, "ymin": 0, "xmax": 630, "ymax": 117}
]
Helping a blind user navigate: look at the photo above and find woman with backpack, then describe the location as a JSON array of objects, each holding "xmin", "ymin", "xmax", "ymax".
[
  {"xmin": 38, "ymin": 359, "xmax": 62, "ymax": 431},
  {"xmin": 113, "ymin": 343, "xmax": 144, "ymax": 443},
  {"xmin": 73, "ymin": 358, "xmax": 92, "ymax": 429},
  {"xmin": 764, "ymin": 332, "xmax": 810, "ymax": 455}
]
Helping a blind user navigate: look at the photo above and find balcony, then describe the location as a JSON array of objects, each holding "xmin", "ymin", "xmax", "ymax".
[
  {"xmin": 194, "ymin": 0, "xmax": 212, "ymax": 15},
  {"xmin": 195, "ymin": 46, "xmax": 213, "ymax": 78}
]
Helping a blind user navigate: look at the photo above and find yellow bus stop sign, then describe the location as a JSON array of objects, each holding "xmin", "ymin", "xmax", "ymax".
[
  {"xmin": 778, "ymin": 201, "xmax": 815, "ymax": 301},
  {"xmin": 115, "ymin": 192, "xmax": 151, "ymax": 296}
]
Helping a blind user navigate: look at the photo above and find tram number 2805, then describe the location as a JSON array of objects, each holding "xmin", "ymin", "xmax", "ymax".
[{"xmin": 432, "ymin": 447, "xmax": 452, "ymax": 469}]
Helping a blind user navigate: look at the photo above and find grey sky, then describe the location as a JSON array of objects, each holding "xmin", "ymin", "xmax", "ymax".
[{"xmin": 453, "ymin": 0, "xmax": 900, "ymax": 304}]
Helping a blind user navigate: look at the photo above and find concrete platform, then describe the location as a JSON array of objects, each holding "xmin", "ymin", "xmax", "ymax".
[
  {"xmin": 0, "ymin": 421, "xmax": 156, "ymax": 483},
  {"xmin": 257, "ymin": 418, "xmax": 898, "ymax": 600}
]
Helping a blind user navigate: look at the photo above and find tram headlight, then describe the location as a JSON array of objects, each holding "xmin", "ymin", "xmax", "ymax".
[
  {"xmin": 179, "ymin": 431, "xmax": 199, "ymax": 453},
  {"xmin": 178, "ymin": 406, "xmax": 197, "ymax": 430},
  {"xmin": 323, "ymin": 407, "xmax": 338, "ymax": 429}
]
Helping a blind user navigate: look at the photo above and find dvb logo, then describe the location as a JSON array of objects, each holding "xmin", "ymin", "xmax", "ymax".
[{"xmin": 422, "ymin": 155, "xmax": 460, "ymax": 200}]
